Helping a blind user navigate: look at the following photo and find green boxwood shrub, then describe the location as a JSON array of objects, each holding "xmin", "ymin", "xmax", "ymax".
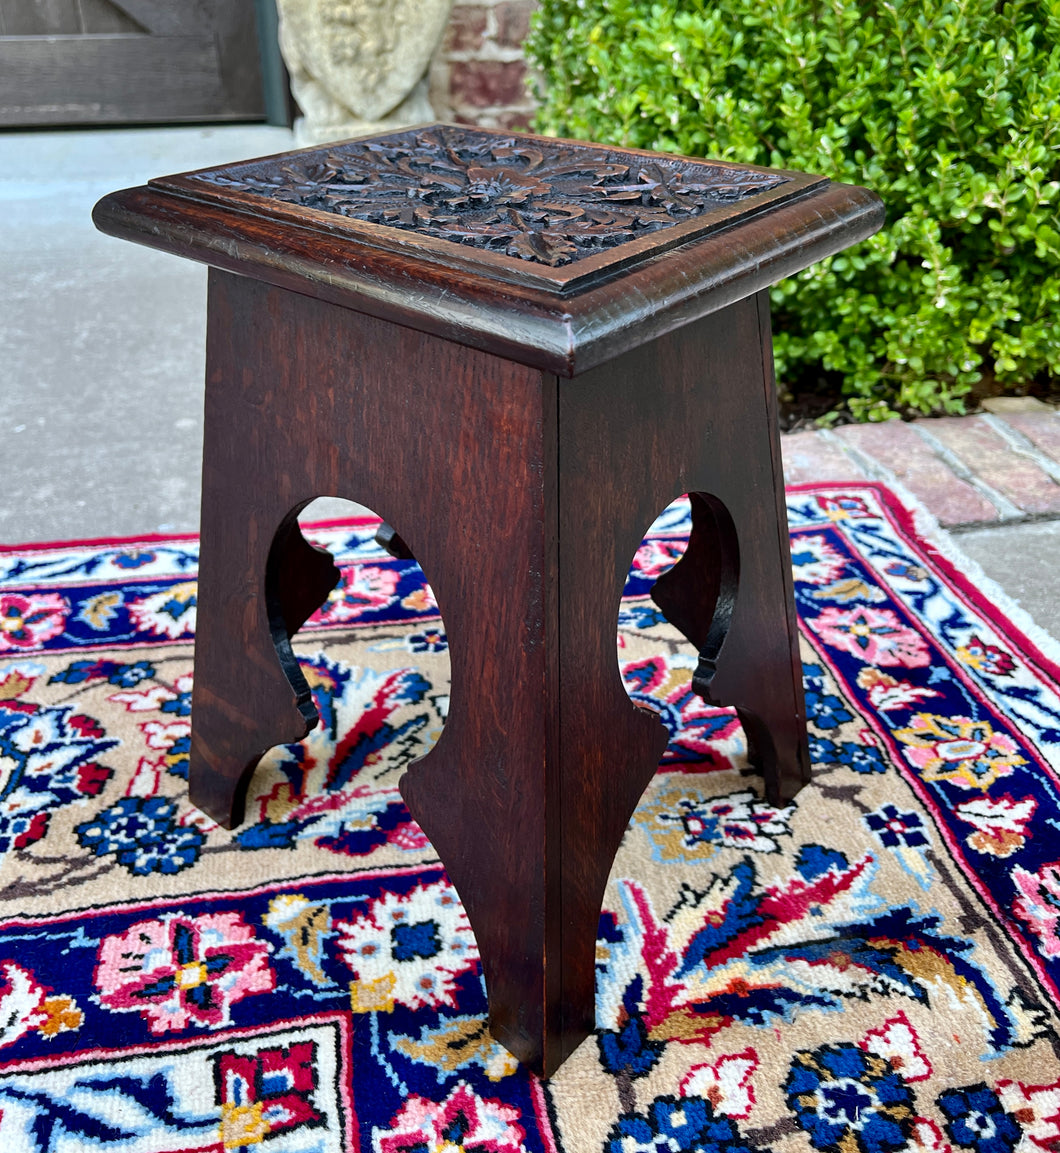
[{"xmin": 527, "ymin": 0, "xmax": 1060, "ymax": 419}]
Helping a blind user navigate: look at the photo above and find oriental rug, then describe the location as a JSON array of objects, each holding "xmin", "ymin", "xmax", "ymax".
[{"xmin": 1, "ymin": 482, "xmax": 1060, "ymax": 1153}]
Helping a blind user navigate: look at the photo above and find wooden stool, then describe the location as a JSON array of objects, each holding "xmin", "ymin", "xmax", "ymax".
[{"xmin": 94, "ymin": 125, "xmax": 883, "ymax": 1077}]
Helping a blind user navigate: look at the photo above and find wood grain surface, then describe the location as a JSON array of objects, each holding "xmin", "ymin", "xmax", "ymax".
[
  {"xmin": 97, "ymin": 128, "xmax": 880, "ymax": 1075},
  {"xmin": 187, "ymin": 271, "xmax": 810, "ymax": 1075},
  {"xmin": 93, "ymin": 171, "xmax": 883, "ymax": 376}
]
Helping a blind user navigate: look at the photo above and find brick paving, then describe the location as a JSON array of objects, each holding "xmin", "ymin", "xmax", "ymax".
[
  {"xmin": 780, "ymin": 402, "xmax": 1060, "ymax": 529},
  {"xmin": 439, "ymin": 0, "xmax": 538, "ymax": 129},
  {"xmin": 990, "ymin": 410, "xmax": 1060, "ymax": 474},
  {"xmin": 924, "ymin": 416, "xmax": 1060, "ymax": 516},
  {"xmin": 778, "ymin": 430, "xmax": 869, "ymax": 484}
]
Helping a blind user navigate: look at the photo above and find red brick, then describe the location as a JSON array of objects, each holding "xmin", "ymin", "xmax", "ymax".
[
  {"xmin": 490, "ymin": 109, "xmax": 535, "ymax": 131},
  {"xmin": 926, "ymin": 415, "xmax": 1060, "ymax": 516},
  {"xmin": 445, "ymin": 6, "xmax": 489, "ymax": 54},
  {"xmin": 449, "ymin": 60, "xmax": 530, "ymax": 109},
  {"xmin": 995, "ymin": 411, "xmax": 1060, "ymax": 469},
  {"xmin": 494, "ymin": 0, "xmax": 536, "ymax": 47},
  {"xmin": 833, "ymin": 422, "xmax": 999, "ymax": 527},
  {"xmin": 780, "ymin": 431, "xmax": 868, "ymax": 485}
]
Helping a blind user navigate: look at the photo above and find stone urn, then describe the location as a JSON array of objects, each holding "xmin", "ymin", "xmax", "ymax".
[{"xmin": 277, "ymin": 0, "xmax": 454, "ymax": 144}]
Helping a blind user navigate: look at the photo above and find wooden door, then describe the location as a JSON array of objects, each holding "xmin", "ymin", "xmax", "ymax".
[{"xmin": 0, "ymin": 0, "xmax": 267, "ymax": 126}]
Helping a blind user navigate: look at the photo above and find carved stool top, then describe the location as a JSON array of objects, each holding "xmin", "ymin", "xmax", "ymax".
[
  {"xmin": 155, "ymin": 125, "xmax": 815, "ymax": 291},
  {"xmin": 94, "ymin": 124, "xmax": 884, "ymax": 375}
]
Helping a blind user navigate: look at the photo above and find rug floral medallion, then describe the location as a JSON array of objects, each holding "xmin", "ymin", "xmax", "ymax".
[{"xmin": 1, "ymin": 482, "xmax": 1059, "ymax": 1153}]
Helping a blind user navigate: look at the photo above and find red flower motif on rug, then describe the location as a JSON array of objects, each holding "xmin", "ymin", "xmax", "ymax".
[
  {"xmin": 895, "ymin": 714, "xmax": 1026, "ymax": 789},
  {"xmin": 312, "ymin": 564, "xmax": 401, "ymax": 624},
  {"xmin": 0, "ymin": 592, "xmax": 67, "ymax": 651},
  {"xmin": 808, "ymin": 605, "xmax": 931, "ymax": 667},
  {"xmin": 94, "ymin": 911, "xmax": 275, "ymax": 1033},
  {"xmin": 375, "ymin": 1082, "xmax": 527, "ymax": 1153}
]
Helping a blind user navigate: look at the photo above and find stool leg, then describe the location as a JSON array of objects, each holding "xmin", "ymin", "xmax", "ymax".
[
  {"xmin": 399, "ymin": 551, "xmax": 670, "ymax": 1078},
  {"xmin": 188, "ymin": 273, "xmax": 648, "ymax": 1074},
  {"xmin": 649, "ymin": 492, "xmax": 810, "ymax": 804},
  {"xmin": 189, "ymin": 507, "xmax": 339, "ymax": 829},
  {"xmin": 651, "ymin": 491, "xmax": 739, "ymax": 698},
  {"xmin": 271, "ymin": 513, "xmax": 343, "ymax": 643},
  {"xmin": 559, "ymin": 292, "xmax": 810, "ymax": 817},
  {"xmin": 265, "ymin": 512, "xmax": 343, "ymax": 730}
]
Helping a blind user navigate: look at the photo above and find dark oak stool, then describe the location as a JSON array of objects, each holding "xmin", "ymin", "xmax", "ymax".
[{"xmin": 94, "ymin": 125, "xmax": 883, "ymax": 1077}]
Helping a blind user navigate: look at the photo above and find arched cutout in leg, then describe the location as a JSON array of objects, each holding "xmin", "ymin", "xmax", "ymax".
[
  {"xmin": 644, "ymin": 491, "xmax": 809, "ymax": 806},
  {"xmin": 265, "ymin": 508, "xmax": 343, "ymax": 728},
  {"xmin": 650, "ymin": 490, "xmax": 740, "ymax": 701},
  {"xmin": 190, "ymin": 504, "xmax": 342, "ymax": 830},
  {"xmin": 258, "ymin": 504, "xmax": 454, "ymax": 868}
]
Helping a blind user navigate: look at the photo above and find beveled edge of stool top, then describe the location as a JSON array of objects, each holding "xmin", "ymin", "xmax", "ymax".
[{"xmin": 93, "ymin": 123, "xmax": 885, "ymax": 377}]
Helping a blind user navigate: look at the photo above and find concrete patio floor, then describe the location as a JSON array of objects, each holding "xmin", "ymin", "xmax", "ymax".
[
  {"xmin": 1, "ymin": 125, "xmax": 294, "ymax": 544},
  {"xmin": 3, "ymin": 125, "xmax": 1059, "ymax": 638}
]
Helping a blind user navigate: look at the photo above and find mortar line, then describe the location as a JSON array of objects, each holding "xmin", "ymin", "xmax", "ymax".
[
  {"xmin": 816, "ymin": 427, "xmax": 899, "ymax": 485},
  {"xmin": 813, "ymin": 427, "xmax": 1057, "ymax": 531},
  {"xmin": 947, "ymin": 509, "xmax": 1060, "ymax": 533},
  {"xmin": 979, "ymin": 412, "xmax": 1060, "ymax": 486},
  {"xmin": 909, "ymin": 422, "xmax": 1025, "ymax": 521}
]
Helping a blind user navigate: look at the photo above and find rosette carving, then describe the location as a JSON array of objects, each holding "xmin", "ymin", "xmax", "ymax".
[{"xmin": 195, "ymin": 126, "xmax": 791, "ymax": 268}]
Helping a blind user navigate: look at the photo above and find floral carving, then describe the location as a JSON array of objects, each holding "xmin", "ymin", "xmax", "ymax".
[{"xmin": 190, "ymin": 126, "xmax": 791, "ymax": 268}]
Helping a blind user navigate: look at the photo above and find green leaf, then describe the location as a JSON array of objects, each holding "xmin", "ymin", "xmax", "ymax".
[{"xmin": 528, "ymin": 0, "xmax": 1060, "ymax": 418}]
